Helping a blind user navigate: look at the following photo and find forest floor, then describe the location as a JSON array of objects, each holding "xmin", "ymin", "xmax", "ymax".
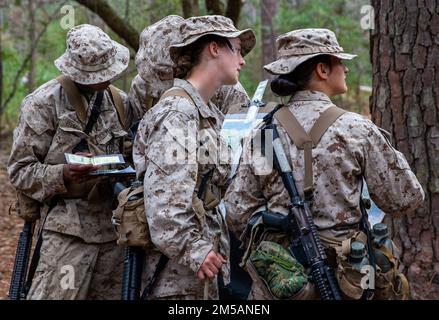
[{"xmin": 0, "ymin": 131, "xmax": 438, "ymax": 300}]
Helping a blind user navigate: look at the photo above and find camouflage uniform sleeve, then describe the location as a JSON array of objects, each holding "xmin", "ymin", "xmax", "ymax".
[
  {"xmin": 143, "ymin": 108, "xmax": 213, "ymax": 273},
  {"xmin": 118, "ymin": 87, "xmax": 136, "ymax": 130},
  {"xmin": 128, "ymin": 75, "xmax": 149, "ymax": 123},
  {"xmin": 7, "ymin": 97, "xmax": 67, "ymax": 202},
  {"xmin": 359, "ymin": 119, "xmax": 425, "ymax": 216},
  {"xmin": 224, "ymin": 138, "xmax": 267, "ymax": 237}
]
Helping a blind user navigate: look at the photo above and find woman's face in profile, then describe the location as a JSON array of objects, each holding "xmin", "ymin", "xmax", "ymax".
[
  {"xmin": 216, "ymin": 37, "xmax": 246, "ymax": 86},
  {"xmin": 326, "ymin": 57, "xmax": 349, "ymax": 96}
]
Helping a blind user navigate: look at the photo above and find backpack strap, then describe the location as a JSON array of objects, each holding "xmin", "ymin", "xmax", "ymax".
[
  {"xmin": 158, "ymin": 87, "xmax": 215, "ymax": 205},
  {"xmin": 309, "ymin": 106, "xmax": 347, "ymax": 146},
  {"xmin": 56, "ymin": 75, "xmax": 87, "ymax": 123},
  {"xmin": 274, "ymin": 105, "xmax": 346, "ymax": 200},
  {"xmin": 108, "ymin": 85, "xmax": 126, "ymax": 130},
  {"xmin": 56, "ymin": 75, "xmax": 126, "ymax": 130},
  {"xmin": 159, "ymin": 86, "xmax": 195, "ymax": 105}
]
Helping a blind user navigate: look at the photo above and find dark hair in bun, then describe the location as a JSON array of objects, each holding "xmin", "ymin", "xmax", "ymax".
[{"xmin": 271, "ymin": 54, "xmax": 333, "ymax": 96}]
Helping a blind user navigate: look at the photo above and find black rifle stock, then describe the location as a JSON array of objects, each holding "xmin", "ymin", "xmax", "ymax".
[
  {"xmin": 265, "ymin": 123, "xmax": 343, "ymax": 300},
  {"xmin": 121, "ymin": 246, "xmax": 145, "ymax": 300},
  {"xmin": 9, "ymin": 221, "xmax": 35, "ymax": 300}
]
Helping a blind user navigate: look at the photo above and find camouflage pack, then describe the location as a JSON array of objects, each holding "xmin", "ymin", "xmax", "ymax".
[{"xmin": 247, "ymin": 241, "xmax": 309, "ymax": 299}]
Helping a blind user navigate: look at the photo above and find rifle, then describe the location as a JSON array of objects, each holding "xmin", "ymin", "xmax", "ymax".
[
  {"xmin": 9, "ymin": 221, "xmax": 35, "ymax": 300},
  {"xmin": 262, "ymin": 122, "xmax": 343, "ymax": 300},
  {"xmin": 113, "ymin": 182, "xmax": 144, "ymax": 300},
  {"xmin": 121, "ymin": 246, "xmax": 145, "ymax": 300}
]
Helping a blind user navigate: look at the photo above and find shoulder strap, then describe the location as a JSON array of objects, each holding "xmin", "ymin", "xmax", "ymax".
[
  {"xmin": 56, "ymin": 75, "xmax": 87, "ymax": 123},
  {"xmin": 108, "ymin": 85, "xmax": 126, "ymax": 130},
  {"xmin": 159, "ymin": 87, "xmax": 214, "ymax": 202},
  {"xmin": 56, "ymin": 75, "xmax": 126, "ymax": 130},
  {"xmin": 159, "ymin": 87, "xmax": 195, "ymax": 106},
  {"xmin": 274, "ymin": 105, "xmax": 346, "ymax": 198},
  {"xmin": 309, "ymin": 106, "xmax": 346, "ymax": 145},
  {"xmin": 144, "ymin": 94, "xmax": 155, "ymax": 111},
  {"xmin": 159, "ymin": 86, "xmax": 209, "ymax": 131}
]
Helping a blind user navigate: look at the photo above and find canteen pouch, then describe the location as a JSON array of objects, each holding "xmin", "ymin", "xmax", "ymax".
[
  {"xmin": 112, "ymin": 185, "xmax": 153, "ymax": 248},
  {"xmin": 332, "ymin": 231, "xmax": 409, "ymax": 300}
]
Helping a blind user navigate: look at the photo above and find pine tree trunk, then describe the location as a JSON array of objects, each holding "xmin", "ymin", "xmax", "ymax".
[
  {"xmin": 182, "ymin": 0, "xmax": 200, "ymax": 18},
  {"xmin": 225, "ymin": 0, "xmax": 243, "ymax": 25},
  {"xmin": 260, "ymin": 0, "xmax": 278, "ymax": 81},
  {"xmin": 206, "ymin": 0, "xmax": 223, "ymax": 15},
  {"xmin": 370, "ymin": 0, "xmax": 439, "ymax": 299}
]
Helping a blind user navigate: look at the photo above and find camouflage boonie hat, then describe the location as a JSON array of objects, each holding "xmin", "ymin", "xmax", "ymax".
[
  {"xmin": 264, "ymin": 28, "xmax": 357, "ymax": 75},
  {"xmin": 169, "ymin": 15, "xmax": 256, "ymax": 63},
  {"xmin": 135, "ymin": 15, "xmax": 185, "ymax": 97},
  {"xmin": 55, "ymin": 24, "xmax": 130, "ymax": 85}
]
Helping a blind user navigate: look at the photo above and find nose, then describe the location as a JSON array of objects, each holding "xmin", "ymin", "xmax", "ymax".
[
  {"xmin": 239, "ymin": 56, "xmax": 246, "ymax": 67},
  {"xmin": 344, "ymin": 65, "xmax": 349, "ymax": 73}
]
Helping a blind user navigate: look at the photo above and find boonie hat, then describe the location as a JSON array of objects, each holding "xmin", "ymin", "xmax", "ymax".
[
  {"xmin": 264, "ymin": 28, "xmax": 356, "ymax": 75},
  {"xmin": 170, "ymin": 15, "xmax": 256, "ymax": 63},
  {"xmin": 55, "ymin": 24, "xmax": 130, "ymax": 85}
]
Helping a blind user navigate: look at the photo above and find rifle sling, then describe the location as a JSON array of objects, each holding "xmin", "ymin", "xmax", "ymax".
[
  {"xmin": 140, "ymin": 254, "xmax": 169, "ymax": 300},
  {"xmin": 274, "ymin": 105, "xmax": 346, "ymax": 200},
  {"xmin": 24, "ymin": 196, "xmax": 59, "ymax": 298},
  {"xmin": 83, "ymin": 91, "xmax": 104, "ymax": 135}
]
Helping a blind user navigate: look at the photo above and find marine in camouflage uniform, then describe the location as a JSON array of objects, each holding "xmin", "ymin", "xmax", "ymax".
[
  {"xmin": 132, "ymin": 15, "xmax": 256, "ymax": 300},
  {"xmin": 7, "ymin": 25, "xmax": 134, "ymax": 299},
  {"xmin": 224, "ymin": 29, "xmax": 425, "ymax": 299},
  {"xmin": 128, "ymin": 15, "xmax": 250, "ymax": 118}
]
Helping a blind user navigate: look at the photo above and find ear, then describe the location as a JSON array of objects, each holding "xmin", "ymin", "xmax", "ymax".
[
  {"xmin": 207, "ymin": 41, "xmax": 220, "ymax": 58},
  {"xmin": 315, "ymin": 62, "xmax": 331, "ymax": 80}
]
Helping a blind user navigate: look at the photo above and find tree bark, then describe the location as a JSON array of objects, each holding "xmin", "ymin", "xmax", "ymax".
[
  {"xmin": 0, "ymin": 14, "xmax": 3, "ymax": 127},
  {"xmin": 76, "ymin": 0, "xmax": 139, "ymax": 51},
  {"xmin": 370, "ymin": 0, "xmax": 439, "ymax": 299},
  {"xmin": 226, "ymin": 0, "xmax": 243, "ymax": 25},
  {"xmin": 27, "ymin": 0, "xmax": 36, "ymax": 93},
  {"xmin": 261, "ymin": 0, "xmax": 278, "ymax": 80},
  {"xmin": 205, "ymin": 0, "xmax": 223, "ymax": 15},
  {"xmin": 182, "ymin": 0, "xmax": 200, "ymax": 18}
]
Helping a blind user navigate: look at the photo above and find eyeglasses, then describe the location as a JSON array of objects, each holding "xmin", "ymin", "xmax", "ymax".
[{"xmin": 225, "ymin": 39, "xmax": 242, "ymax": 57}]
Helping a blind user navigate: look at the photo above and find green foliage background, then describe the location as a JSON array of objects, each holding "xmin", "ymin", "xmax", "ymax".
[{"xmin": 1, "ymin": 0, "xmax": 372, "ymax": 130}]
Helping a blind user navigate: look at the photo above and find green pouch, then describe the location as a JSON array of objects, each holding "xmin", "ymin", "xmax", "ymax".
[{"xmin": 249, "ymin": 241, "xmax": 308, "ymax": 299}]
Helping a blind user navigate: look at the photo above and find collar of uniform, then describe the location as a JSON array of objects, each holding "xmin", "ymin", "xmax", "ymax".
[
  {"xmin": 74, "ymin": 82, "xmax": 95, "ymax": 103},
  {"xmin": 288, "ymin": 90, "xmax": 333, "ymax": 104},
  {"xmin": 173, "ymin": 78, "xmax": 219, "ymax": 122}
]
